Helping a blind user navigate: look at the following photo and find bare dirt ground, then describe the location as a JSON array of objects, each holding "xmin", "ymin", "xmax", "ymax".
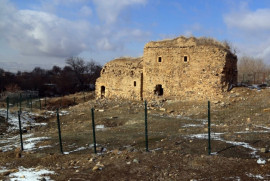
[{"xmin": 1, "ymin": 88, "xmax": 270, "ymax": 180}]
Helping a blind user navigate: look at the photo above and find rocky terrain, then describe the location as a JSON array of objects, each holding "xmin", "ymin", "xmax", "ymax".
[{"xmin": 0, "ymin": 87, "xmax": 270, "ymax": 180}]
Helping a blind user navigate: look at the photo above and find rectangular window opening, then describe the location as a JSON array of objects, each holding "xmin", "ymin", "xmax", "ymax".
[
  {"xmin": 184, "ymin": 56, "xmax": 188, "ymax": 62},
  {"xmin": 158, "ymin": 57, "xmax": 162, "ymax": 62},
  {"xmin": 134, "ymin": 81, "xmax": 136, "ymax": 87}
]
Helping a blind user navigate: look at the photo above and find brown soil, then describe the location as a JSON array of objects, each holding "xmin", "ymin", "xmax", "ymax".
[{"xmin": 1, "ymin": 88, "xmax": 270, "ymax": 180}]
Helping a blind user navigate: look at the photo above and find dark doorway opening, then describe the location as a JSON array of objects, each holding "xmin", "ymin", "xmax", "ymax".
[
  {"xmin": 101, "ymin": 86, "xmax": 105, "ymax": 98},
  {"xmin": 154, "ymin": 84, "xmax": 163, "ymax": 96}
]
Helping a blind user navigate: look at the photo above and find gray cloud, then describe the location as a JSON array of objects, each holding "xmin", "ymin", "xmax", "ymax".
[
  {"xmin": 224, "ymin": 6, "xmax": 270, "ymax": 62},
  {"xmin": 92, "ymin": 0, "xmax": 147, "ymax": 24},
  {"xmin": 0, "ymin": 0, "xmax": 150, "ymax": 61}
]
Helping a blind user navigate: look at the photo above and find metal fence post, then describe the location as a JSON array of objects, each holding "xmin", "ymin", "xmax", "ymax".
[
  {"xmin": 19, "ymin": 93, "xmax": 22, "ymax": 113},
  {"xmin": 91, "ymin": 108, "xmax": 97, "ymax": 154},
  {"xmin": 18, "ymin": 111, "xmax": 24, "ymax": 151},
  {"xmin": 145, "ymin": 100, "xmax": 149, "ymax": 152},
  {"xmin": 208, "ymin": 101, "xmax": 211, "ymax": 155},
  {"xmin": 56, "ymin": 109, "xmax": 63, "ymax": 154},
  {"xmin": 6, "ymin": 97, "xmax": 9, "ymax": 121}
]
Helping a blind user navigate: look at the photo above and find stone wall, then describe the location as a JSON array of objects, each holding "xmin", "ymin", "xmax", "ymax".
[
  {"xmin": 95, "ymin": 36, "xmax": 238, "ymax": 101},
  {"xmin": 95, "ymin": 57, "xmax": 143, "ymax": 100},
  {"xmin": 143, "ymin": 37, "xmax": 237, "ymax": 100}
]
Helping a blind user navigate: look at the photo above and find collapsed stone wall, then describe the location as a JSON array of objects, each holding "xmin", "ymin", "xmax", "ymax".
[
  {"xmin": 142, "ymin": 36, "xmax": 237, "ymax": 100},
  {"xmin": 95, "ymin": 57, "xmax": 143, "ymax": 100}
]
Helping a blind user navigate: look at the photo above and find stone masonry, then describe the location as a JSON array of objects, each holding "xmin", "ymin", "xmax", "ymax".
[{"xmin": 95, "ymin": 36, "xmax": 237, "ymax": 101}]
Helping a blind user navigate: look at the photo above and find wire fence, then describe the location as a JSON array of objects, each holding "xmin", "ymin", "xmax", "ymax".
[{"xmin": 1, "ymin": 96, "xmax": 270, "ymax": 162}]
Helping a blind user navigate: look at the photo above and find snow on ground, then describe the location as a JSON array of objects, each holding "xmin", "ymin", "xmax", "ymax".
[
  {"xmin": 0, "ymin": 134, "xmax": 51, "ymax": 152},
  {"xmin": 96, "ymin": 124, "xmax": 105, "ymax": 130},
  {"xmin": 24, "ymin": 137, "xmax": 50, "ymax": 150},
  {"xmin": 0, "ymin": 109, "xmax": 51, "ymax": 152},
  {"xmin": 0, "ymin": 134, "xmax": 33, "ymax": 152},
  {"xmin": 187, "ymin": 132, "xmax": 264, "ymax": 159},
  {"xmin": 246, "ymin": 173, "xmax": 265, "ymax": 180},
  {"xmin": 182, "ymin": 124, "xmax": 203, "ymax": 128},
  {"xmin": 9, "ymin": 167, "xmax": 54, "ymax": 181},
  {"xmin": 44, "ymin": 110, "xmax": 69, "ymax": 118},
  {"xmin": 64, "ymin": 144, "xmax": 96, "ymax": 154}
]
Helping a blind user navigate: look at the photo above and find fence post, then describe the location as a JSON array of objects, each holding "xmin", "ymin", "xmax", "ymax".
[
  {"xmin": 208, "ymin": 101, "xmax": 211, "ymax": 155},
  {"xmin": 91, "ymin": 108, "xmax": 97, "ymax": 154},
  {"xmin": 19, "ymin": 93, "xmax": 22, "ymax": 113},
  {"xmin": 18, "ymin": 111, "xmax": 24, "ymax": 151},
  {"xmin": 144, "ymin": 100, "xmax": 149, "ymax": 152},
  {"xmin": 56, "ymin": 109, "xmax": 63, "ymax": 154},
  {"xmin": 6, "ymin": 97, "xmax": 9, "ymax": 121}
]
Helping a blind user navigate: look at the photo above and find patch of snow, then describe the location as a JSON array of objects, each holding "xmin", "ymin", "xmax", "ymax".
[
  {"xmin": 257, "ymin": 158, "xmax": 266, "ymax": 165},
  {"xmin": 24, "ymin": 137, "xmax": 50, "ymax": 150},
  {"xmin": 187, "ymin": 132, "xmax": 261, "ymax": 158},
  {"xmin": 188, "ymin": 133, "xmax": 224, "ymax": 140},
  {"xmin": 182, "ymin": 124, "xmax": 203, "ymax": 128},
  {"xmin": 0, "ymin": 134, "xmax": 50, "ymax": 152},
  {"xmin": 246, "ymin": 173, "xmax": 264, "ymax": 179},
  {"xmin": 64, "ymin": 145, "xmax": 96, "ymax": 154},
  {"xmin": 96, "ymin": 125, "xmax": 105, "ymax": 130},
  {"xmin": 9, "ymin": 167, "xmax": 54, "ymax": 181},
  {"xmin": 59, "ymin": 110, "xmax": 69, "ymax": 116},
  {"xmin": 255, "ymin": 125, "xmax": 270, "ymax": 130},
  {"xmin": 38, "ymin": 145, "xmax": 52, "ymax": 149},
  {"xmin": 0, "ymin": 167, "xmax": 8, "ymax": 174},
  {"xmin": 32, "ymin": 123, "xmax": 47, "ymax": 126},
  {"xmin": 225, "ymin": 140, "xmax": 258, "ymax": 158}
]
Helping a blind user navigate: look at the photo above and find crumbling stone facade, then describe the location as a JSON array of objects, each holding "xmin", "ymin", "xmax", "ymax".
[{"xmin": 96, "ymin": 36, "xmax": 237, "ymax": 100}]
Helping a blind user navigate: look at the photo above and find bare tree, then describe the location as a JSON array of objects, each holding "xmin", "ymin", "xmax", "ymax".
[
  {"xmin": 238, "ymin": 56, "xmax": 270, "ymax": 84},
  {"xmin": 65, "ymin": 57, "xmax": 87, "ymax": 89}
]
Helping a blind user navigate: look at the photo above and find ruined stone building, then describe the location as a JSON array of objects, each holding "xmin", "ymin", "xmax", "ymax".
[{"xmin": 95, "ymin": 36, "xmax": 237, "ymax": 101}]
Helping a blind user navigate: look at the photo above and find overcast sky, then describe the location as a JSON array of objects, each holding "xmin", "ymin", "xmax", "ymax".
[{"xmin": 1, "ymin": 0, "xmax": 270, "ymax": 72}]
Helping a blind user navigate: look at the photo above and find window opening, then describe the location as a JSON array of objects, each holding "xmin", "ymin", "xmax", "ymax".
[
  {"xmin": 158, "ymin": 57, "xmax": 162, "ymax": 62},
  {"xmin": 184, "ymin": 56, "xmax": 188, "ymax": 62},
  {"xmin": 134, "ymin": 81, "xmax": 136, "ymax": 87}
]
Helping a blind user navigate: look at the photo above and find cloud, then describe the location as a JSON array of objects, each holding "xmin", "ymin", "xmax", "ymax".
[
  {"xmin": 93, "ymin": 0, "xmax": 147, "ymax": 24},
  {"xmin": 224, "ymin": 8, "xmax": 270, "ymax": 33},
  {"xmin": 224, "ymin": 6, "xmax": 270, "ymax": 62},
  {"xmin": 0, "ymin": 0, "xmax": 150, "ymax": 59},
  {"xmin": 80, "ymin": 5, "xmax": 92, "ymax": 16},
  {"xmin": 0, "ymin": 7, "xmax": 91, "ymax": 57}
]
